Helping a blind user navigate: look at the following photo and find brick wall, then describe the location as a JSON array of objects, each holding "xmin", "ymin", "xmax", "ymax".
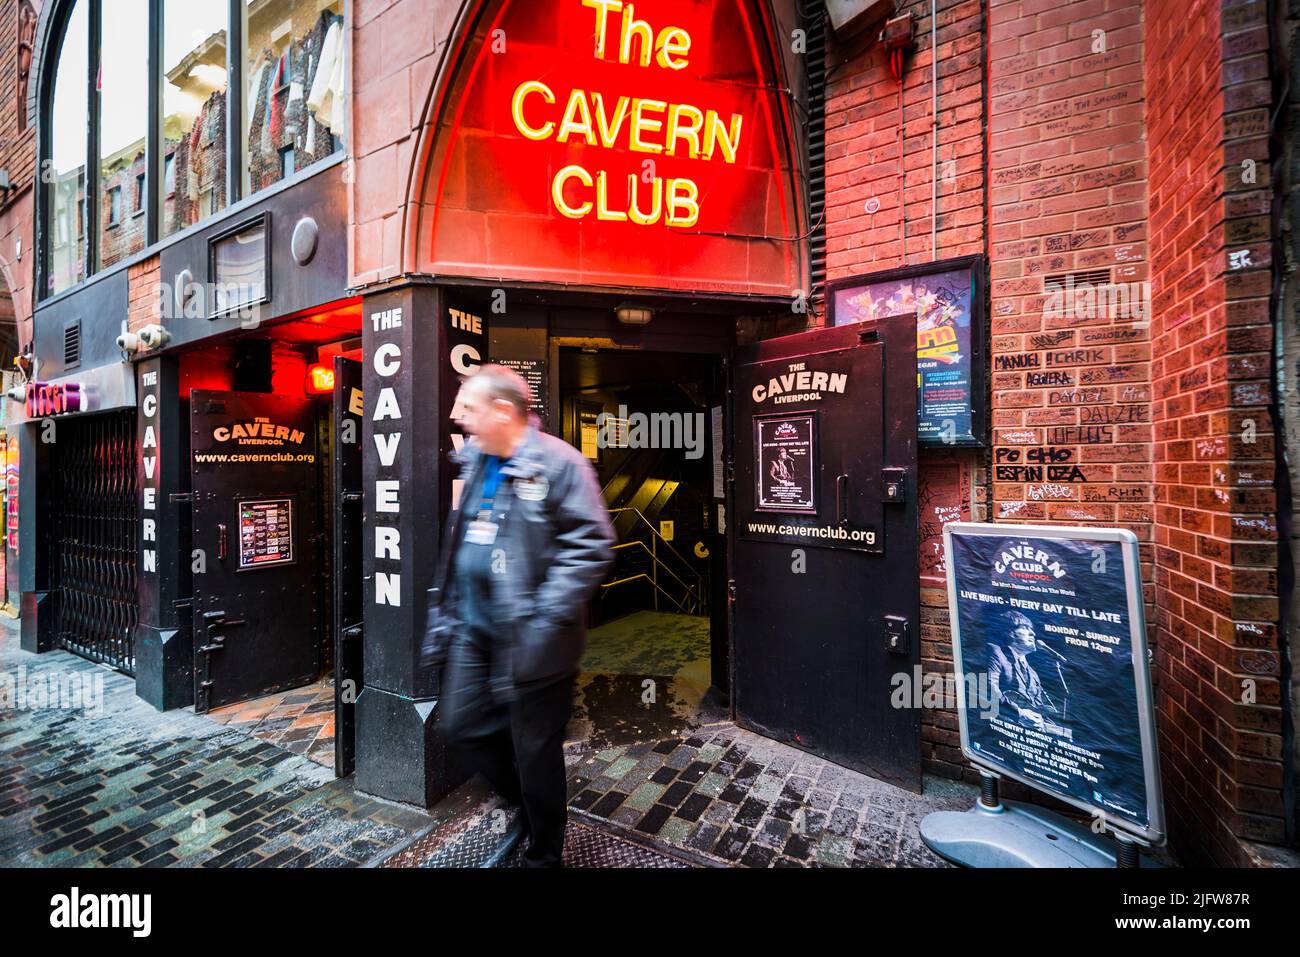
[
  {"xmin": 0, "ymin": 0, "xmax": 38, "ymax": 200},
  {"xmin": 987, "ymin": 0, "xmax": 1151, "ymax": 555},
  {"xmin": 823, "ymin": 4, "xmax": 1293, "ymax": 866},
  {"xmin": 0, "ymin": 0, "xmax": 40, "ymax": 351},
  {"xmin": 1146, "ymin": 0, "xmax": 1284, "ymax": 866},
  {"xmin": 825, "ymin": 0, "xmax": 986, "ymax": 278},
  {"xmin": 1282, "ymin": 0, "xmax": 1300, "ymax": 851},
  {"xmin": 127, "ymin": 255, "xmax": 160, "ymax": 335},
  {"xmin": 349, "ymin": 0, "xmax": 461, "ymax": 287}
]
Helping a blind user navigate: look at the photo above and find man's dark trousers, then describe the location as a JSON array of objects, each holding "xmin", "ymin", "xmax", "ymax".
[{"xmin": 439, "ymin": 628, "xmax": 575, "ymax": 867}]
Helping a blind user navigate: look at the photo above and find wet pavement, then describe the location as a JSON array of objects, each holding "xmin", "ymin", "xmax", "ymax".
[
  {"xmin": 569, "ymin": 611, "xmax": 726, "ymax": 752},
  {"xmin": 2, "ymin": 616, "xmax": 980, "ymax": 868},
  {"xmin": 378, "ymin": 777, "xmax": 707, "ymax": 868},
  {"xmin": 559, "ymin": 722, "xmax": 974, "ymax": 867},
  {"xmin": 206, "ymin": 676, "xmax": 337, "ymax": 770},
  {"xmin": 0, "ymin": 621, "xmax": 432, "ymax": 867}
]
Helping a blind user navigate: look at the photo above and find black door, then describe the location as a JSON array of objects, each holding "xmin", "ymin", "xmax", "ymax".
[
  {"xmin": 190, "ymin": 390, "xmax": 320, "ymax": 713},
  {"xmin": 332, "ymin": 358, "xmax": 363, "ymax": 776},
  {"xmin": 730, "ymin": 317, "xmax": 920, "ymax": 791}
]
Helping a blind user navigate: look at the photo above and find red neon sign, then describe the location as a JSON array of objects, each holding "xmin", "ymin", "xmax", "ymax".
[
  {"xmin": 306, "ymin": 364, "xmax": 336, "ymax": 394},
  {"xmin": 24, "ymin": 382, "xmax": 84, "ymax": 417},
  {"xmin": 424, "ymin": 0, "xmax": 805, "ymax": 296}
]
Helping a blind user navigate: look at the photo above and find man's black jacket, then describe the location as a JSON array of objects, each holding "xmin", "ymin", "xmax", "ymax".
[{"xmin": 421, "ymin": 422, "xmax": 616, "ymax": 689}]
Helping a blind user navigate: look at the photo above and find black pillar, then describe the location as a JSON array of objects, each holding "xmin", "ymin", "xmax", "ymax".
[
  {"xmin": 355, "ymin": 283, "xmax": 460, "ymax": 807},
  {"xmin": 18, "ymin": 418, "xmax": 53, "ymax": 653},
  {"xmin": 134, "ymin": 356, "xmax": 194, "ymax": 710}
]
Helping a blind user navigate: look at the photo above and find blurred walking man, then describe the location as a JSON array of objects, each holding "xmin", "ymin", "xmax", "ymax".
[{"xmin": 421, "ymin": 364, "xmax": 615, "ymax": 867}]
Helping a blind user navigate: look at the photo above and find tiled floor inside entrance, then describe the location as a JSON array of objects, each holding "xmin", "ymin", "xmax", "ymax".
[
  {"xmin": 207, "ymin": 677, "xmax": 336, "ymax": 771},
  {"xmin": 570, "ymin": 610, "xmax": 725, "ymax": 752}
]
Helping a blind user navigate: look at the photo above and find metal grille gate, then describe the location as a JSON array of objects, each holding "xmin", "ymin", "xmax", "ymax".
[{"xmin": 51, "ymin": 410, "xmax": 139, "ymax": 673}]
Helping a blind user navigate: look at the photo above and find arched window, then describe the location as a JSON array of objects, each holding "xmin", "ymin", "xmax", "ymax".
[{"xmin": 40, "ymin": 0, "xmax": 345, "ymax": 300}]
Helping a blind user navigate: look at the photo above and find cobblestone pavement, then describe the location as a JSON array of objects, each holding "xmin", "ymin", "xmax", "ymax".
[
  {"xmin": 0, "ymin": 624, "xmax": 433, "ymax": 867},
  {"xmin": 559, "ymin": 722, "xmax": 976, "ymax": 867},
  {"xmin": 3, "ymin": 621, "xmax": 979, "ymax": 869},
  {"xmin": 207, "ymin": 677, "xmax": 336, "ymax": 770},
  {"xmin": 380, "ymin": 778, "xmax": 707, "ymax": 868},
  {"xmin": 390, "ymin": 721, "xmax": 979, "ymax": 868}
]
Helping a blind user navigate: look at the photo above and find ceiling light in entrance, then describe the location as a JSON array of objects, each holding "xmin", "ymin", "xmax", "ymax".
[{"xmin": 615, "ymin": 303, "xmax": 653, "ymax": 326}]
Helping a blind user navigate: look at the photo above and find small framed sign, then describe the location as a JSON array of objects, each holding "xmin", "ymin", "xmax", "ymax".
[
  {"xmin": 237, "ymin": 497, "xmax": 295, "ymax": 570},
  {"xmin": 754, "ymin": 412, "xmax": 818, "ymax": 513},
  {"xmin": 209, "ymin": 213, "xmax": 271, "ymax": 319}
]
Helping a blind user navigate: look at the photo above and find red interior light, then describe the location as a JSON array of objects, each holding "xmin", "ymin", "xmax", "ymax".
[{"xmin": 306, "ymin": 364, "xmax": 335, "ymax": 394}]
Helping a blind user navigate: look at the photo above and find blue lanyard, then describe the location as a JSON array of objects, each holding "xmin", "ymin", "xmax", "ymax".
[{"xmin": 479, "ymin": 455, "xmax": 504, "ymax": 514}]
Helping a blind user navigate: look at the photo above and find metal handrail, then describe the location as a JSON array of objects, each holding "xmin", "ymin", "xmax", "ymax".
[
  {"xmin": 610, "ymin": 540, "xmax": 698, "ymax": 596},
  {"xmin": 600, "ymin": 573, "xmax": 696, "ymax": 615},
  {"xmin": 602, "ymin": 505, "xmax": 704, "ymax": 615},
  {"xmin": 607, "ymin": 506, "xmax": 698, "ymax": 579}
]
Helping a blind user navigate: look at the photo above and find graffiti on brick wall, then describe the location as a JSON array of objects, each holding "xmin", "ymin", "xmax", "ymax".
[
  {"xmin": 918, "ymin": 462, "xmax": 970, "ymax": 583},
  {"xmin": 994, "ymin": 446, "xmax": 1087, "ymax": 483}
]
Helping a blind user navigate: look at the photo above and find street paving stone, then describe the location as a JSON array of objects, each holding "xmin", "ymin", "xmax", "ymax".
[
  {"xmin": 3, "ymin": 620, "xmax": 982, "ymax": 869},
  {"xmin": 562, "ymin": 721, "xmax": 976, "ymax": 867},
  {"xmin": 0, "ymin": 624, "xmax": 431, "ymax": 867}
]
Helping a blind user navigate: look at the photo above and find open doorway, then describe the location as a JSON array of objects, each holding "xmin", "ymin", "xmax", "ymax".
[
  {"xmin": 189, "ymin": 309, "xmax": 364, "ymax": 777},
  {"xmin": 558, "ymin": 347, "xmax": 729, "ymax": 751}
]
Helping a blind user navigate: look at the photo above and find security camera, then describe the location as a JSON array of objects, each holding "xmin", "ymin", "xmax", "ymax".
[
  {"xmin": 6, "ymin": 385, "xmax": 23, "ymax": 402},
  {"xmin": 117, "ymin": 331, "xmax": 141, "ymax": 353},
  {"xmin": 138, "ymin": 324, "xmax": 171, "ymax": 350}
]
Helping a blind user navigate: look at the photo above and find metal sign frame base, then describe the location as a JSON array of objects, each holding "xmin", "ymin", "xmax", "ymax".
[{"xmin": 920, "ymin": 800, "xmax": 1159, "ymax": 868}]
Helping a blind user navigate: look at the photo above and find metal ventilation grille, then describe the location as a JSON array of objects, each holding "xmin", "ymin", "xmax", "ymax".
[
  {"xmin": 63, "ymin": 318, "xmax": 81, "ymax": 367},
  {"xmin": 1043, "ymin": 268, "xmax": 1112, "ymax": 287},
  {"xmin": 804, "ymin": 0, "xmax": 828, "ymax": 301}
]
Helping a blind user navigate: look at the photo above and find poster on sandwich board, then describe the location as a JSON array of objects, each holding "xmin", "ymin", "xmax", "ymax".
[{"xmin": 944, "ymin": 522, "xmax": 1165, "ymax": 845}]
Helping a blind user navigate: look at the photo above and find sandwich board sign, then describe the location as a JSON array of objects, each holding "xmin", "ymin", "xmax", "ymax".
[{"xmin": 942, "ymin": 522, "xmax": 1165, "ymax": 847}]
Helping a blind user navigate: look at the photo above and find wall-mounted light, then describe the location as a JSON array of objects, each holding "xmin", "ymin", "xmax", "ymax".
[
  {"xmin": 306, "ymin": 364, "xmax": 335, "ymax": 394},
  {"xmin": 615, "ymin": 303, "xmax": 653, "ymax": 326}
]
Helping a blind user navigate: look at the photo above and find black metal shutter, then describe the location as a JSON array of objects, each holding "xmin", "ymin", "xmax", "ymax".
[{"xmin": 51, "ymin": 410, "xmax": 139, "ymax": 674}]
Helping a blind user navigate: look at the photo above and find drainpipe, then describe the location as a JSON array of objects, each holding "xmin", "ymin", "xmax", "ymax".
[
  {"xmin": 931, "ymin": 0, "xmax": 938, "ymax": 261},
  {"xmin": 1268, "ymin": 0, "xmax": 1297, "ymax": 848}
]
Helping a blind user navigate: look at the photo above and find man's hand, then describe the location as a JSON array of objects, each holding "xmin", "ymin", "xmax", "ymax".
[{"xmin": 419, "ymin": 586, "xmax": 457, "ymax": 672}]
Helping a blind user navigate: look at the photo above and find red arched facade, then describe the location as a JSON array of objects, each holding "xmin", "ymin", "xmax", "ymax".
[{"xmin": 412, "ymin": 0, "xmax": 807, "ymax": 296}]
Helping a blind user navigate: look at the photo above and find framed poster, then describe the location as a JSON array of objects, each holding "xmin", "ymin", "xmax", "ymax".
[
  {"xmin": 237, "ymin": 498, "xmax": 295, "ymax": 570},
  {"xmin": 829, "ymin": 254, "xmax": 986, "ymax": 447},
  {"xmin": 494, "ymin": 357, "xmax": 548, "ymax": 428},
  {"xmin": 754, "ymin": 412, "xmax": 817, "ymax": 513},
  {"xmin": 943, "ymin": 522, "xmax": 1165, "ymax": 845}
]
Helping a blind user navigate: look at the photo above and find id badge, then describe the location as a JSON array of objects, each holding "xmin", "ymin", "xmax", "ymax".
[{"xmin": 465, "ymin": 520, "xmax": 499, "ymax": 545}]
